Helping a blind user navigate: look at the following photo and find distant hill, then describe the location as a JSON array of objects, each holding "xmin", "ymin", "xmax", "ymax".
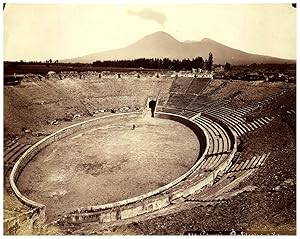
[{"xmin": 63, "ymin": 31, "xmax": 295, "ymax": 65}]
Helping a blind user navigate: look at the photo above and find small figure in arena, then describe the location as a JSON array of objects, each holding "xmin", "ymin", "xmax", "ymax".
[{"xmin": 132, "ymin": 124, "xmax": 136, "ymax": 130}]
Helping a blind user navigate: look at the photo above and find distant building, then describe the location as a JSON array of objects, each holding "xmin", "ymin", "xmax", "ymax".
[
  {"xmin": 178, "ymin": 71, "xmax": 195, "ymax": 77},
  {"xmin": 246, "ymin": 72, "xmax": 265, "ymax": 81},
  {"xmin": 213, "ymin": 73, "xmax": 225, "ymax": 79},
  {"xmin": 192, "ymin": 68, "xmax": 198, "ymax": 73},
  {"xmin": 199, "ymin": 72, "xmax": 213, "ymax": 79},
  {"xmin": 214, "ymin": 66, "xmax": 225, "ymax": 73}
]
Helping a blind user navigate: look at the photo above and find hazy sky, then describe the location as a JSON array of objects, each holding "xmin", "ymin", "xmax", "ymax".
[{"xmin": 3, "ymin": 3, "xmax": 297, "ymax": 61}]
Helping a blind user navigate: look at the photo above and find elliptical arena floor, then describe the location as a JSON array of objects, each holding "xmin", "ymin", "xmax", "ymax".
[{"xmin": 17, "ymin": 114, "xmax": 200, "ymax": 222}]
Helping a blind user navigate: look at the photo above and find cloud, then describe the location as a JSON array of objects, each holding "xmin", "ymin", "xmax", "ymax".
[{"xmin": 127, "ymin": 8, "xmax": 166, "ymax": 27}]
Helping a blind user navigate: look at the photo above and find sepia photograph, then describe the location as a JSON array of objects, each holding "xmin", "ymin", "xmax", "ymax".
[{"xmin": 2, "ymin": 1, "xmax": 297, "ymax": 235}]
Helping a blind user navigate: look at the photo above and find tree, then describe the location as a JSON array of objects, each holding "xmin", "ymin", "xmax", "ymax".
[
  {"xmin": 194, "ymin": 56, "xmax": 204, "ymax": 69},
  {"xmin": 250, "ymin": 63, "xmax": 257, "ymax": 70},
  {"xmin": 224, "ymin": 62, "xmax": 231, "ymax": 71},
  {"xmin": 92, "ymin": 56, "xmax": 209, "ymax": 70},
  {"xmin": 206, "ymin": 52, "xmax": 213, "ymax": 71}
]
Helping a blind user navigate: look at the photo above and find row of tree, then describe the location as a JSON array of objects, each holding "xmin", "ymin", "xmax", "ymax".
[{"xmin": 93, "ymin": 53, "xmax": 214, "ymax": 71}]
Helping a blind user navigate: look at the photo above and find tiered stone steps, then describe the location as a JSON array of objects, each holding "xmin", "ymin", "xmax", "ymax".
[
  {"xmin": 155, "ymin": 93, "xmax": 171, "ymax": 111},
  {"xmin": 169, "ymin": 77, "xmax": 194, "ymax": 94},
  {"xmin": 181, "ymin": 110, "xmax": 198, "ymax": 118},
  {"xmin": 193, "ymin": 116, "xmax": 231, "ymax": 153},
  {"xmin": 187, "ymin": 98, "xmax": 231, "ymax": 113},
  {"xmin": 160, "ymin": 107, "xmax": 183, "ymax": 115},
  {"xmin": 4, "ymin": 142, "xmax": 31, "ymax": 167},
  {"xmin": 231, "ymin": 117, "xmax": 274, "ymax": 136},
  {"xmin": 228, "ymin": 153, "xmax": 270, "ymax": 172},
  {"xmin": 164, "ymin": 115, "xmax": 234, "ymax": 198},
  {"xmin": 165, "ymin": 93, "xmax": 196, "ymax": 109},
  {"xmin": 171, "ymin": 90, "xmax": 287, "ymax": 137},
  {"xmin": 185, "ymin": 78, "xmax": 211, "ymax": 95},
  {"xmin": 187, "ymin": 152, "xmax": 270, "ymax": 203}
]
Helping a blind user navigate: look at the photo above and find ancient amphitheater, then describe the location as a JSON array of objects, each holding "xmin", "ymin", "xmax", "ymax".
[{"xmin": 3, "ymin": 71, "xmax": 296, "ymax": 235}]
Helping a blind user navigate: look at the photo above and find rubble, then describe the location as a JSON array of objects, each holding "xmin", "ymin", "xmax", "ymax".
[
  {"xmin": 73, "ymin": 114, "xmax": 81, "ymax": 119},
  {"xmin": 47, "ymin": 119, "xmax": 59, "ymax": 125}
]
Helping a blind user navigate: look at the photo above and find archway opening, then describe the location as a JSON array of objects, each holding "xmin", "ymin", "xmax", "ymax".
[{"xmin": 149, "ymin": 100, "xmax": 156, "ymax": 117}]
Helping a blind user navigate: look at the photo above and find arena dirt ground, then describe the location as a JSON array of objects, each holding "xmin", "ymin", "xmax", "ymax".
[{"xmin": 16, "ymin": 114, "xmax": 200, "ymax": 222}]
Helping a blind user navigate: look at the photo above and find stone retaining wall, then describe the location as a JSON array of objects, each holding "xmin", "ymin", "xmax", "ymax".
[{"xmin": 4, "ymin": 207, "xmax": 45, "ymax": 235}]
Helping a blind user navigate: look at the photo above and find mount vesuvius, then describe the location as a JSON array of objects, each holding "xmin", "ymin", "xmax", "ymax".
[{"xmin": 63, "ymin": 31, "xmax": 295, "ymax": 65}]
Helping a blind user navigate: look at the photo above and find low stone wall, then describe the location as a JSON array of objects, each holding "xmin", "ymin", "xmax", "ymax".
[
  {"xmin": 10, "ymin": 111, "xmax": 236, "ymax": 226},
  {"xmin": 64, "ymin": 195, "xmax": 172, "ymax": 224}
]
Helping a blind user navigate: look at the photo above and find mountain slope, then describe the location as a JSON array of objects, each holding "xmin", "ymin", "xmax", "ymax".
[{"xmin": 64, "ymin": 31, "xmax": 295, "ymax": 65}]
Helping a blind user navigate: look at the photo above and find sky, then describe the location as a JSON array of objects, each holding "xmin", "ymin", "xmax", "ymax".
[{"xmin": 3, "ymin": 3, "xmax": 297, "ymax": 61}]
